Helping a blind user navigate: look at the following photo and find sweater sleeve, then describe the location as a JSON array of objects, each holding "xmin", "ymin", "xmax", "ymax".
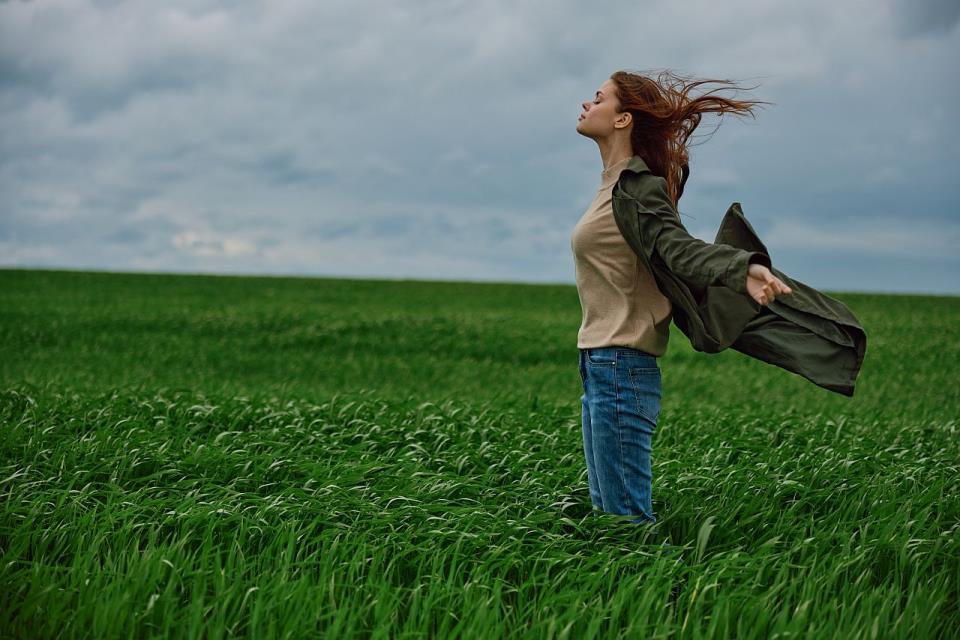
[{"xmin": 633, "ymin": 175, "xmax": 772, "ymax": 296}]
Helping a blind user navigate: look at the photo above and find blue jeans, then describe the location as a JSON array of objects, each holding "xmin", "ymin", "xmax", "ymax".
[{"xmin": 579, "ymin": 346, "xmax": 662, "ymax": 524}]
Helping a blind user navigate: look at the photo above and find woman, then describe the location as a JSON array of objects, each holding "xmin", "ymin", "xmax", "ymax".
[{"xmin": 570, "ymin": 70, "xmax": 792, "ymax": 524}]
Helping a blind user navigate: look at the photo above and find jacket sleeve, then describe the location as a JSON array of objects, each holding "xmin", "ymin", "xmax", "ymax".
[{"xmin": 631, "ymin": 174, "xmax": 772, "ymax": 296}]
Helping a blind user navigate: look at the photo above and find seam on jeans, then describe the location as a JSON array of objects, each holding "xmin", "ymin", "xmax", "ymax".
[
  {"xmin": 628, "ymin": 367, "xmax": 661, "ymax": 423},
  {"xmin": 582, "ymin": 355, "xmax": 605, "ymax": 512},
  {"xmin": 613, "ymin": 356, "xmax": 628, "ymax": 509}
]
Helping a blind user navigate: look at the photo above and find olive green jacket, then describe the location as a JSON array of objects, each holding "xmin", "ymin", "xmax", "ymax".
[{"xmin": 610, "ymin": 156, "xmax": 867, "ymax": 397}]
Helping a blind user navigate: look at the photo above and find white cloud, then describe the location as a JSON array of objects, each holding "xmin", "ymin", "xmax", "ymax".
[{"xmin": 172, "ymin": 230, "xmax": 259, "ymax": 257}]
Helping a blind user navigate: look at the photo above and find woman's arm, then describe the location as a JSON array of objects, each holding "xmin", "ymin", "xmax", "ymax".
[{"xmin": 630, "ymin": 174, "xmax": 774, "ymax": 297}]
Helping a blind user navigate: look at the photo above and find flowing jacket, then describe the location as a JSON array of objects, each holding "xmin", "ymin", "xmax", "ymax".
[{"xmin": 610, "ymin": 156, "xmax": 867, "ymax": 396}]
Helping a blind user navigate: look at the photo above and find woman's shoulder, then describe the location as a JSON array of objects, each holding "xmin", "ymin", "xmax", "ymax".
[{"xmin": 616, "ymin": 170, "xmax": 673, "ymax": 212}]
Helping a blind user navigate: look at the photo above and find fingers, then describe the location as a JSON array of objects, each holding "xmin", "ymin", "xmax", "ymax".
[
  {"xmin": 749, "ymin": 270, "xmax": 793, "ymax": 306},
  {"xmin": 775, "ymin": 277, "xmax": 792, "ymax": 295},
  {"xmin": 767, "ymin": 275, "xmax": 792, "ymax": 294},
  {"xmin": 756, "ymin": 276, "xmax": 792, "ymax": 305}
]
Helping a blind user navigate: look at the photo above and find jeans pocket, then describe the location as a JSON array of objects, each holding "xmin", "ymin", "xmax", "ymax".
[
  {"xmin": 587, "ymin": 350, "xmax": 616, "ymax": 366},
  {"xmin": 627, "ymin": 366, "xmax": 662, "ymax": 423}
]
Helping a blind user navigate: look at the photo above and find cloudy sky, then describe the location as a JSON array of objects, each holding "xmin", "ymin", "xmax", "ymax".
[{"xmin": 1, "ymin": 0, "xmax": 958, "ymax": 295}]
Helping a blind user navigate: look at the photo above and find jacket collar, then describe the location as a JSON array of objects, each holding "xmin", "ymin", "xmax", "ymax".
[
  {"xmin": 623, "ymin": 155, "xmax": 651, "ymax": 175},
  {"xmin": 611, "ymin": 155, "xmax": 652, "ymax": 197}
]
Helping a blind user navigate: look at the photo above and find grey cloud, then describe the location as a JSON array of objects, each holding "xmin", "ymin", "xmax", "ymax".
[
  {"xmin": 102, "ymin": 226, "xmax": 147, "ymax": 245},
  {"xmin": 1, "ymin": 0, "xmax": 958, "ymax": 294},
  {"xmin": 245, "ymin": 152, "xmax": 337, "ymax": 188},
  {"xmin": 890, "ymin": 0, "xmax": 960, "ymax": 38}
]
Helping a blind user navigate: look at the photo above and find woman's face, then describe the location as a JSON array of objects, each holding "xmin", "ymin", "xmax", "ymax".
[{"xmin": 576, "ymin": 78, "xmax": 626, "ymax": 138}]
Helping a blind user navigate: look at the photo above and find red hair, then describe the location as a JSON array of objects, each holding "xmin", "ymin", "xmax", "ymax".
[{"xmin": 610, "ymin": 69, "xmax": 773, "ymax": 211}]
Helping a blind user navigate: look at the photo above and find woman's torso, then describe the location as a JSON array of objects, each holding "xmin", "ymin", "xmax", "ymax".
[{"xmin": 570, "ymin": 155, "xmax": 672, "ymax": 356}]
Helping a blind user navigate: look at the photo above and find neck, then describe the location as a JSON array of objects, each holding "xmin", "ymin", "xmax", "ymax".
[{"xmin": 597, "ymin": 139, "xmax": 633, "ymax": 172}]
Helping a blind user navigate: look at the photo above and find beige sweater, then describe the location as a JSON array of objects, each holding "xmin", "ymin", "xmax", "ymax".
[{"xmin": 570, "ymin": 155, "xmax": 673, "ymax": 356}]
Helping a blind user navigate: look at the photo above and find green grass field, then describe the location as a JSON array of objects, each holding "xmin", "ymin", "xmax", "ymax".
[{"xmin": 1, "ymin": 267, "xmax": 957, "ymax": 639}]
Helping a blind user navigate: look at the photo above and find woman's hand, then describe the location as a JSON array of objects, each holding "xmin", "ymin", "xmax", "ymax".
[{"xmin": 746, "ymin": 263, "xmax": 792, "ymax": 306}]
